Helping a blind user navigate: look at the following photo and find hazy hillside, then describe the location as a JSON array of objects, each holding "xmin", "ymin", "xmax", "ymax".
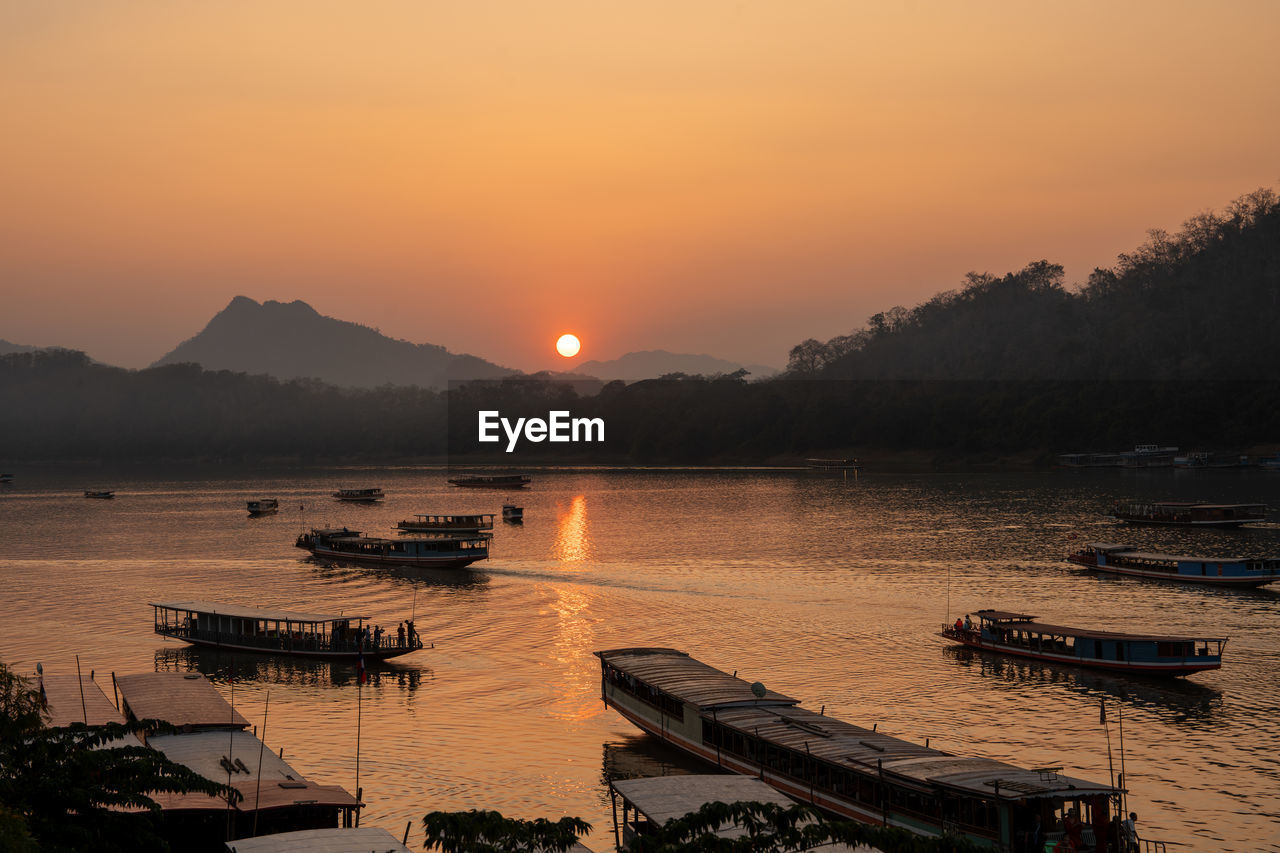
[
  {"xmin": 0, "ymin": 339, "xmax": 40, "ymax": 356},
  {"xmin": 153, "ymin": 297, "xmax": 514, "ymax": 388},
  {"xmin": 577, "ymin": 350, "xmax": 780, "ymax": 382},
  {"xmin": 788, "ymin": 188, "xmax": 1280, "ymax": 381}
]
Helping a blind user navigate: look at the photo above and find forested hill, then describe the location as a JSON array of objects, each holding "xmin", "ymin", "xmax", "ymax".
[{"xmin": 787, "ymin": 189, "xmax": 1280, "ymax": 380}]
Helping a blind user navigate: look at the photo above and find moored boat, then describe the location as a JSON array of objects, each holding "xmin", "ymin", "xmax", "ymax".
[
  {"xmin": 597, "ymin": 647, "xmax": 1124, "ymax": 849},
  {"xmin": 1109, "ymin": 500, "xmax": 1266, "ymax": 527},
  {"xmin": 1067, "ymin": 542, "xmax": 1280, "ymax": 587},
  {"xmin": 805, "ymin": 458, "xmax": 861, "ymax": 470},
  {"xmin": 247, "ymin": 498, "xmax": 279, "ymax": 515},
  {"xmin": 332, "ymin": 487, "xmax": 384, "ymax": 501},
  {"xmin": 941, "ymin": 610, "xmax": 1225, "ymax": 676},
  {"xmin": 396, "ymin": 513, "xmax": 494, "ymax": 533},
  {"xmin": 296, "ymin": 527, "xmax": 489, "ymax": 568},
  {"xmin": 446, "ymin": 474, "xmax": 531, "ymax": 489},
  {"xmin": 502, "ymin": 503, "xmax": 524, "ymax": 522},
  {"xmin": 84, "ymin": 489, "xmax": 115, "ymax": 499},
  {"xmin": 151, "ymin": 600, "xmax": 424, "ymax": 661},
  {"xmin": 0, "ymin": 473, "xmax": 13, "ymax": 484}
]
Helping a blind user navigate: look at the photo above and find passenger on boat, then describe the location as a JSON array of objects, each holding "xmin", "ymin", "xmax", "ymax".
[
  {"xmin": 1121, "ymin": 812, "xmax": 1139, "ymax": 853},
  {"xmin": 398, "ymin": 623, "xmax": 406, "ymax": 645},
  {"xmin": 953, "ymin": 617, "xmax": 963, "ymax": 633},
  {"xmin": 964, "ymin": 614, "xmax": 973, "ymax": 631},
  {"xmin": 1060, "ymin": 808, "xmax": 1083, "ymax": 851}
]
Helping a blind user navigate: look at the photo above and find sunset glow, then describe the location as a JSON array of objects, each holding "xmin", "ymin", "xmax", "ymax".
[{"xmin": 556, "ymin": 334, "xmax": 582, "ymax": 358}]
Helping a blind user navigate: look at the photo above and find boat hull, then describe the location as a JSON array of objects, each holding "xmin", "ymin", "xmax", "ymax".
[
  {"xmin": 1112, "ymin": 516, "xmax": 1254, "ymax": 528},
  {"xmin": 939, "ymin": 632, "xmax": 1219, "ymax": 676},
  {"xmin": 1067, "ymin": 553, "xmax": 1280, "ymax": 587},
  {"xmin": 161, "ymin": 633, "xmax": 416, "ymax": 661},
  {"xmin": 447, "ymin": 479, "xmax": 530, "ymax": 489},
  {"xmin": 302, "ymin": 545, "xmax": 486, "ymax": 569}
]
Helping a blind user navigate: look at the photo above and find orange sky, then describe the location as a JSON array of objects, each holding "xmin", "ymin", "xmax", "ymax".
[{"xmin": 2, "ymin": 1, "xmax": 1277, "ymax": 371}]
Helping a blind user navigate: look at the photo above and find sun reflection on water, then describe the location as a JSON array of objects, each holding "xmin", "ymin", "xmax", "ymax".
[{"xmin": 552, "ymin": 495, "xmax": 592, "ymax": 566}]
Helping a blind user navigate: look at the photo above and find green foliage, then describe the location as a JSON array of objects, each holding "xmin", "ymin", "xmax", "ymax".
[
  {"xmin": 422, "ymin": 809, "xmax": 591, "ymax": 852},
  {"xmin": 0, "ymin": 662, "xmax": 237, "ymax": 853}
]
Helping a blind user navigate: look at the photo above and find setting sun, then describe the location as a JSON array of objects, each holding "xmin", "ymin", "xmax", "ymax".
[{"xmin": 556, "ymin": 333, "xmax": 581, "ymax": 358}]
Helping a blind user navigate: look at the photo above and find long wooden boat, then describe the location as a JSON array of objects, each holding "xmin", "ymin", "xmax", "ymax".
[
  {"xmin": 247, "ymin": 498, "xmax": 279, "ymax": 515},
  {"xmin": 151, "ymin": 600, "xmax": 424, "ymax": 661},
  {"xmin": 1067, "ymin": 542, "xmax": 1280, "ymax": 587},
  {"xmin": 332, "ymin": 487, "xmax": 384, "ymax": 501},
  {"xmin": 296, "ymin": 527, "xmax": 489, "ymax": 568},
  {"xmin": 597, "ymin": 647, "xmax": 1122, "ymax": 850},
  {"xmin": 805, "ymin": 458, "xmax": 861, "ymax": 470},
  {"xmin": 396, "ymin": 513, "xmax": 494, "ymax": 533},
  {"xmin": 1109, "ymin": 501, "xmax": 1266, "ymax": 527},
  {"xmin": 941, "ymin": 610, "xmax": 1225, "ymax": 676},
  {"xmin": 447, "ymin": 474, "xmax": 530, "ymax": 489},
  {"xmin": 502, "ymin": 503, "xmax": 524, "ymax": 522},
  {"xmin": 84, "ymin": 489, "xmax": 115, "ymax": 499}
]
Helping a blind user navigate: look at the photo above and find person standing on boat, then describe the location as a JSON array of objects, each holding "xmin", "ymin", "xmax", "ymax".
[
  {"xmin": 953, "ymin": 617, "xmax": 963, "ymax": 633},
  {"xmin": 1121, "ymin": 812, "xmax": 1139, "ymax": 852},
  {"xmin": 397, "ymin": 622, "xmax": 406, "ymax": 646},
  {"xmin": 406, "ymin": 620, "xmax": 417, "ymax": 647}
]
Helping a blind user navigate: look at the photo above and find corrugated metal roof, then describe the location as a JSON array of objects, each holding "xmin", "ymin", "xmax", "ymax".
[
  {"xmin": 225, "ymin": 827, "xmax": 409, "ymax": 853},
  {"xmin": 116, "ymin": 672, "xmax": 250, "ymax": 729},
  {"xmin": 40, "ymin": 674, "xmax": 125, "ymax": 728},
  {"xmin": 149, "ymin": 730, "xmax": 304, "ymax": 785},
  {"xmin": 596, "ymin": 648, "xmax": 798, "ymax": 709},
  {"xmin": 152, "ymin": 601, "xmax": 366, "ymax": 623}
]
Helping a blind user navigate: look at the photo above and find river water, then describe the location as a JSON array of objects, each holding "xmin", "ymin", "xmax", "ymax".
[{"xmin": 1, "ymin": 467, "xmax": 1277, "ymax": 851}]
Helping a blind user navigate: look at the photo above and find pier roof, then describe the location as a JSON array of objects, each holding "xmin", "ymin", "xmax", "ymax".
[
  {"xmin": 149, "ymin": 730, "xmax": 304, "ymax": 785},
  {"xmin": 225, "ymin": 828, "xmax": 410, "ymax": 853},
  {"xmin": 115, "ymin": 672, "xmax": 250, "ymax": 729},
  {"xmin": 40, "ymin": 674, "xmax": 125, "ymax": 728},
  {"xmin": 710, "ymin": 704, "xmax": 1115, "ymax": 801},
  {"xmin": 151, "ymin": 600, "xmax": 365, "ymax": 624},
  {"xmin": 596, "ymin": 648, "xmax": 799, "ymax": 709}
]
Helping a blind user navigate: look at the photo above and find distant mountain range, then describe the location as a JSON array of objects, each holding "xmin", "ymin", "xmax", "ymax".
[
  {"xmin": 153, "ymin": 296, "xmax": 514, "ymax": 389},
  {"xmin": 576, "ymin": 350, "xmax": 780, "ymax": 382},
  {"xmin": 0, "ymin": 339, "xmax": 40, "ymax": 356}
]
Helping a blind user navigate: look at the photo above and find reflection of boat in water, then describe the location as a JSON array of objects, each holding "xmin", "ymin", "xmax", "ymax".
[
  {"xmin": 396, "ymin": 513, "xmax": 494, "ymax": 533},
  {"xmin": 331, "ymin": 487, "xmax": 384, "ymax": 502},
  {"xmin": 153, "ymin": 645, "xmax": 427, "ymax": 691},
  {"xmin": 598, "ymin": 647, "xmax": 1125, "ymax": 849},
  {"xmin": 502, "ymin": 503, "xmax": 524, "ymax": 523},
  {"xmin": 447, "ymin": 474, "xmax": 530, "ymax": 489},
  {"xmin": 1067, "ymin": 542, "xmax": 1280, "ymax": 587},
  {"xmin": 941, "ymin": 610, "xmax": 1226, "ymax": 676},
  {"xmin": 84, "ymin": 489, "xmax": 115, "ymax": 499},
  {"xmin": 941, "ymin": 645, "xmax": 1224, "ymax": 722},
  {"xmin": 152, "ymin": 600, "xmax": 423, "ymax": 661},
  {"xmin": 246, "ymin": 498, "xmax": 279, "ymax": 515},
  {"xmin": 296, "ymin": 527, "xmax": 489, "ymax": 568},
  {"xmin": 1109, "ymin": 501, "xmax": 1267, "ymax": 527}
]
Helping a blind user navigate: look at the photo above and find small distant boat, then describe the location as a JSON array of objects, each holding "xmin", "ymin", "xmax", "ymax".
[
  {"xmin": 296, "ymin": 527, "xmax": 489, "ymax": 568},
  {"xmin": 447, "ymin": 474, "xmax": 530, "ymax": 489},
  {"xmin": 1110, "ymin": 501, "xmax": 1266, "ymax": 527},
  {"xmin": 1067, "ymin": 542, "xmax": 1280, "ymax": 587},
  {"xmin": 0, "ymin": 473, "xmax": 13, "ymax": 484},
  {"xmin": 151, "ymin": 600, "xmax": 424, "ymax": 661},
  {"xmin": 84, "ymin": 490, "xmax": 115, "ymax": 499},
  {"xmin": 396, "ymin": 513, "xmax": 494, "ymax": 533},
  {"xmin": 941, "ymin": 610, "xmax": 1226, "ymax": 676},
  {"xmin": 805, "ymin": 458, "xmax": 861, "ymax": 470},
  {"xmin": 332, "ymin": 487, "xmax": 384, "ymax": 502},
  {"xmin": 502, "ymin": 503, "xmax": 524, "ymax": 522},
  {"xmin": 247, "ymin": 498, "xmax": 279, "ymax": 515}
]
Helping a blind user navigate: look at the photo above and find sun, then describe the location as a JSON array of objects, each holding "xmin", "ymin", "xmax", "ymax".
[{"xmin": 556, "ymin": 333, "xmax": 581, "ymax": 358}]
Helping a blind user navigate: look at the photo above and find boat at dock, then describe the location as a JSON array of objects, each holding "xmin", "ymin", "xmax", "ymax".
[
  {"xmin": 597, "ymin": 647, "xmax": 1125, "ymax": 850},
  {"xmin": 396, "ymin": 512, "xmax": 494, "ymax": 533},
  {"xmin": 941, "ymin": 610, "xmax": 1225, "ymax": 676},
  {"xmin": 152, "ymin": 600, "xmax": 423, "ymax": 661},
  {"xmin": 1109, "ymin": 500, "xmax": 1266, "ymax": 527},
  {"xmin": 331, "ymin": 487, "xmax": 384, "ymax": 501},
  {"xmin": 296, "ymin": 527, "xmax": 489, "ymax": 568},
  {"xmin": 84, "ymin": 489, "xmax": 115, "ymax": 499},
  {"xmin": 502, "ymin": 503, "xmax": 524, "ymax": 522},
  {"xmin": 446, "ymin": 474, "xmax": 531, "ymax": 489},
  {"xmin": 1067, "ymin": 542, "xmax": 1280, "ymax": 587},
  {"xmin": 805, "ymin": 458, "xmax": 861, "ymax": 470},
  {"xmin": 247, "ymin": 498, "xmax": 279, "ymax": 515}
]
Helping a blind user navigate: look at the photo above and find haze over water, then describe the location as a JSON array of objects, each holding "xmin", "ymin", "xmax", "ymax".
[{"xmin": 2, "ymin": 468, "xmax": 1278, "ymax": 851}]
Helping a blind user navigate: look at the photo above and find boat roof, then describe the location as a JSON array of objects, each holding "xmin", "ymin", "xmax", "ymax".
[
  {"xmin": 149, "ymin": 730, "xmax": 305, "ymax": 785},
  {"xmin": 115, "ymin": 672, "xmax": 250, "ymax": 729},
  {"xmin": 1134, "ymin": 501, "xmax": 1266, "ymax": 509},
  {"xmin": 40, "ymin": 674, "xmax": 126, "ymax": 728},
  {"xmin": 225, "ymin": 828, "xmax": 411, "ymax": 853},
  {"xmin": 596, "ymin": 648, "xmax": 799, "ymax": 709},
  {"xmin": 972, "ymin": 611, "xmax": 1226, "ymax": 643},
  {"xmin": 411, "ymin": 512, "xmax": 493, "ymax": 519},
  {"xmin": 1084, "ymin": 543, "xmax": 1271, "ymax": 562},
  {"xmin": 152, "ymin": 600, "xmax": 367, "ymax": 624},
  {"xmin": 143, "ymin": 779, "xmax": 358, "ymax": 814},
  {"xmin": 710, "ymin": 703, "xmax": 1115, "ymax": 801}
]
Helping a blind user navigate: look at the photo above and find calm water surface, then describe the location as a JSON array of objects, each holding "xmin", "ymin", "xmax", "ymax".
[{"xmin": 2, "ymin": 467, "xmax": 1278, "ymax": 851}]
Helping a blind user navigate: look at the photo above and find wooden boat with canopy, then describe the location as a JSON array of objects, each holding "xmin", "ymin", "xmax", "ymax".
[
  {"xmin": 941, "ymin": 610, "xmax": 1226, "ymax": 676},
  {"xmin": 151, "ymin": 600, "xmax": 424, "ymax": 661},
  {"xmin": 1109, "ymin": 501, "xmax": 1267, "ymax": 527},
  {"xmin": 331, "ymin": 487, "xmax": 384, "ymax": 502},
  {"xmin": 446, "ymin": 474, "xmax": 531, "ymax": 489},
  {"xmin": 1067, "ymin": 542, "xmax": 1280, "ymax": 587},
  {"xmin": 295, "ymin": 527, "xmax": 490, "ymax": 568},
  {"xmin": 396, "ymin": 512, "xmax": 494, "ymax": 533}
]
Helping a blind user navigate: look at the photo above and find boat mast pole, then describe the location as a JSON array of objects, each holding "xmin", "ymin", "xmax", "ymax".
[
  {"xmin": 252, "ymin": 690, "xmax": 269, "ymax": 837},
  {"xmin": 74, "ymin": 655, "xmax": 87, "ymax": 725},
  {"xmin": 355, "ymin": 660, "xmax": 363, "ymax": 827},
  {"xmin": 227, "ymin": 660, "xmax": 236, "ymax": 843},
  {"xmin": 1118, "ymin": 703, "xmax": 1128, "ymax": 821}
]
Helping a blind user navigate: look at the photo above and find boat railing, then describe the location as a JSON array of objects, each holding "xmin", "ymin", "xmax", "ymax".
[{"xmin": 156, "ymin": 624, "xmax": 422, "ymax": 654}]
